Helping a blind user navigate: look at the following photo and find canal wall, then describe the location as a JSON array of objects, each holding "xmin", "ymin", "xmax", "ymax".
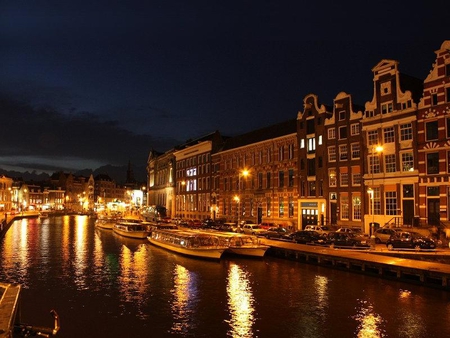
[{"xmin": 266, "ymin": 243, "xmax": 450, "ymax": 291}]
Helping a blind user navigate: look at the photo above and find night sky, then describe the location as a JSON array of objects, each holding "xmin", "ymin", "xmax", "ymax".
[{"xmin": 0, "ymin": 1, "xmax": 448, "ymax": 174}]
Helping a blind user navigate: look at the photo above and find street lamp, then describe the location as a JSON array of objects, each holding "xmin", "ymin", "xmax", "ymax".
[
  {"xmin": 368, "ymin": 145, "xmax": 383, "ymax": 236},
  {"xmin": 236, "ymin": 169, "xmax": 250, "ymax": 226}
]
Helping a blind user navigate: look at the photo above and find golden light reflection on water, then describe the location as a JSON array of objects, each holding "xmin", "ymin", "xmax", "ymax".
[
  {"xmin": 73, "ymin": 216, "xmax": 88, "ymax": 289},
  {"xmin": 170, "ymin": 264, "xmax": 195, "ymax": 334},
  {"xmin": 226, "ymin": 263, "xmax": 255, "ymax": 338},
  {"xmin": 353, "ymin": 300, "xmax": 386, "ymax": 338},
  {"xmin": 395, "ymin": 289, "xmax": 426, "ymax": 337},
  {"xmin": 116, "ymin": 241, "xmax": 150, "ymax": 319}
]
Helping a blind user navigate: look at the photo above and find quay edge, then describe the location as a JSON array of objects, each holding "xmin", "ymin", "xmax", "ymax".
[{"xmin": 265, "ymin": 242, "xmax": 450, "ymax": 290}]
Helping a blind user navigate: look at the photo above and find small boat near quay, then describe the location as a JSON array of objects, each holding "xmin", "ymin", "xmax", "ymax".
[
  {"xmin": 147, "ymin": 229, "xmax": 228, "ymax": 260},
  {"xmin": 95, "ymin": 216, "xmax": 119, "ymax": 230},
  {"xmin": 219, "ymin": 233, "xmax": 270, "ymax": 257},
  {"xmin": 197, "ymin": 231, "xmax": 270, "ymax": 257},
  {"xmin": 113, "ymin": 219, "xmax": 151, "ymax": 239}
]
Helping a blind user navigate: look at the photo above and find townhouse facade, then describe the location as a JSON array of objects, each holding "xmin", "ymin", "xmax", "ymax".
[
  {"xmin": 417, "ymin": 40, "xmax": 450, "ymax": 227},
  {"xmin": 145, "ymin": 41, "xmax": 450, "ymax": 234},
  {"xmin": 215, "ymin": 119, "xmax": 298, "ymax": 228}
]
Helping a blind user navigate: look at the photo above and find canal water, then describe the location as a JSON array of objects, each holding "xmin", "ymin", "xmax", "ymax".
[{"xmin": 0, "ymin": 215, "xmax": 449, "ymax": 338}]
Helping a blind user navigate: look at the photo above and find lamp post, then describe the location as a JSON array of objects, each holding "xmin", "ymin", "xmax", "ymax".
[{"xmin": 368, "ymin": 145, "xmax": 383, "ymax": 236}]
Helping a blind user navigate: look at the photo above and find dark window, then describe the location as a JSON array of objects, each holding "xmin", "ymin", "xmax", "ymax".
[
  {"xmin": 288, "ymin": 169, "xmax": 294, "ymax": 187},
  {"xmin": 278, "ymin": 171, "xmax": 284, "ymax": 188},
  {"xmin": 427, "ymin": 152, "xmax": 439, "ymax": 174},
  {"xmin": 426, "ymin": 121, "xmax": 438, "ymax": 141},
  {"xmin": 307, "ymin": 158, "xmax": 316, "ymax": 176},
  {"xmin": 432, "ymin": 93, "xmax": 438, "ymax": 106},
  {"xmin": 403, "ymin": 184, "xmax": 414, "ymax": 198},
  {"xmin": 339, "ymin": 126, "xmax": 347, "ymax": 139},
  {"xmin": 427, "ymin": 186, "xmax": 439, "ymax": 196}
]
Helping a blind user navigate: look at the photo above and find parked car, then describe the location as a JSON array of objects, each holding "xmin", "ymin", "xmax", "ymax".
[
  {"xmin": 188, "ymin": 219, "xmax": 202, "ymax": 227},
  {"xmin": 336, "ymin": 227, "xmax": 360, "ymax": 234},
  {"xmin": 325, "ymin": 232, "xmax": 370, "ymax": 249},
  {"xmin": 304, "ymin": 225, "xmax": 332, "ymax": 237},
  {"xmin": 217, "ymin": 223, "xmax": 235, "ymax": 232},
  {"xmin": 259, "ymin": 222, "xmax": 277, "ymax": 230},
  {"xmin": 386, "ymin": 231, "xmax": 436, "ymax": 251},
  {"xmin": 283, "ymin": 230, "xmax": 325, "ymax": 245},
  {"xmin": 373, "ymin": 228, "xmax": 399, "ymax": 244},
  {"xmin": 241, "ymin": 224, "xmax": 268, "ymax": 236},
  {"xmin": 265, "ymin": 226, "xmax": 291, "ymax": 239}
]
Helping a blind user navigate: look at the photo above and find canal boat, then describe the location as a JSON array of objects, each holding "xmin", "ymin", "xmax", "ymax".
[
  {"xmin": 197, "ymin": 231, "xmax": 270, "ymax": 257},
  {"xmin": 113, "ymin": 219, "xmax": 151, "ymax": 239},
  {"xmin": 147, "ymin": 229, "xmax": 227, "ymax": 260},
  {"xmin": 220, "ymin": 233, "xmax": 270, "ymax": 257},
  {"xmin": 95, "ymin": 216, "xmax": 119, "ymax": 230}
]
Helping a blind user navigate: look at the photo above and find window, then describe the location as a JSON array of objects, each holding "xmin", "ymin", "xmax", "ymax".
[
  {"xmin": 329, "ymin": 169, "xmax": 337, "ymax": 187},
  {"xmin": 307, "ymin": 158, "xmax": 316, "ymax": 176},
  {"xmin": 432, "ymin": 93, "xmax": 438, "ymax": 106},
  {"xmin": 288, "ymin": 169, "xmax": 294, "ymax": 187},
  {"xmin": 401, "ymin": 152, "xmax": 414, "ymax": 172},
  {"xmin": 427, "ymin": 152, "xmax": 439, "ymax": 174},
  {"xmin": 307, "ymin": 137, "xmax": 316, "ymax": 153},
  {"xmin": 353, "ymin": 196, "xmax": 361, "ymax": 220},
  {"xmin": 300, "ymin": 139, "xmax": 305, "ymax": 149},
  {"xmin": 369, "ymin": 187, "xmax": 381, "ymax": 215},
  {"xmin": 426, "ymin": 121, "xmax": 439, "ymax": 141},
  {"xmin": 279, "ymin": 145, "xmax": 284, "ymax": 161},
  {"xmin": 341, "ymin": 195, "xmax": 349, "ymax": 220},
  {"xmin": 278, "ymin": 171, "xmax": 284, "ymax": 188},
  {"xmin": 288, "ymin": 197, "xmax": 294, "ymax": 217},
  {"xmin": 427, "ymin": 186, "xmax": 439, "ymax": 196},
  {"xmin": 266, "ymin": 172, "xmax": 271, "ymax": 189},
  {"xmin": 351, "ymin": 123, "xmax": 360, "ymax": 135},
  {"xmin": 267, "ymin": 197, "xmax": 271, "ymax": 217},
  {"xmin": 385, "ymin": 154, "xmax": 396, "ymax": 173},
  {"xmin": 352, "ymin": 172, "xmax": 361, "ymax": 186},
  {"xmin": 400, "ymin": 123, "xmax": 413, "ymax": 141},
  {"xmin": 308, "ymin": 181, "xmax": 316, "ymax": 196},
  {"xmin": 288, "ymin": 144, "xmax": 294, "ymax": 159},
  {"xmin": 339, "ymin": 126, "xmax": 347, "ymax": 139},
  {"xmin": 328, "ymin": 128, "xmax": 336, "ymax": 139},
  {"xmin": 351, "ymin": 143, "xmax": 360, "ymax": 159},
  {"xmin": 368, "ymin": 130, "xmax": 378, "ymax": 145},
  {"xmin": 339, "ymin": 144, "xmax": 348, "ymax": 160},
  {"xmin": 340, "ymin": 172, "xmax": 348, "ymax": 186},
  {"xmin": 381, "ymin": 102, "xmax": 393, "ymax": 114},
  {"xmin": 383, "ymin": 127, "xmax": 395, "ymax": 143},
  {"xmin": 328, "ymin": 146, "xmax": 336, "ymax": 162},
  {"xmin": 385, "ymin": 191, "xmax": 398, "ymax": 215},
  {"xmin": 370, "ymin": 155, "xmax": 381, "ymax": 174},
  {"xmin": 447, "ymin": 87, "xmax": 450, "ymax": 103},
  {"xmin": 339, "ymin": 110, "xmax": 346, "ymax": 121},
  {"xmin": 403, "ymin": 184, "xmax": 414, "ymax": 198},
  {"xmin": 278, "ymin": 197, "xmax": 284, "ymax": 217},
  {"xmin": 258, "ymin": 172, "xmax": 263, "ymax": 189}
]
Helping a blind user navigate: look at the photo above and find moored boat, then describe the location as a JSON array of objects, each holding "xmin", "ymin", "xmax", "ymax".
[
  {"xmin": 95, "ymin": 216, "xmax": 119, "ymax": 230},
  {"xmin": 147, "ymin": 229, "xmax": 227, "ymax": 260},
  {"xmin": 202, "ymin": 231, "xmax": 270, "ymax": 257},
  {"xmin": 113, "ymin": 219, "xmax": 151, "ymax": 239}
]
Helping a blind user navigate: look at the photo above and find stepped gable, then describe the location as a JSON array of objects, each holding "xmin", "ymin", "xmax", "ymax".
[{"xmin": 221, "ymin": 118, "xmax": 297, "ymax": 151}]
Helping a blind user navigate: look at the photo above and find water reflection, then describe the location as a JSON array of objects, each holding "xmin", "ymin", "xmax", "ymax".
[
  {"xmin": 170, "ymin": 264, "xmax": 197, "ymax": 334},
  {"xmin": 353, "ymin": 300, "xmax": 386, "ymax": 338},
  {"xmin": 73, "ymin": 216, "xmax": 89, "ymax": 290},
  {"xmin": 116, "ymin": 236, "xmax": 150, "ymax": 320},
  {"xmin": 226, "ymin": 263, "xmax": 255, "ymax": 338}
]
